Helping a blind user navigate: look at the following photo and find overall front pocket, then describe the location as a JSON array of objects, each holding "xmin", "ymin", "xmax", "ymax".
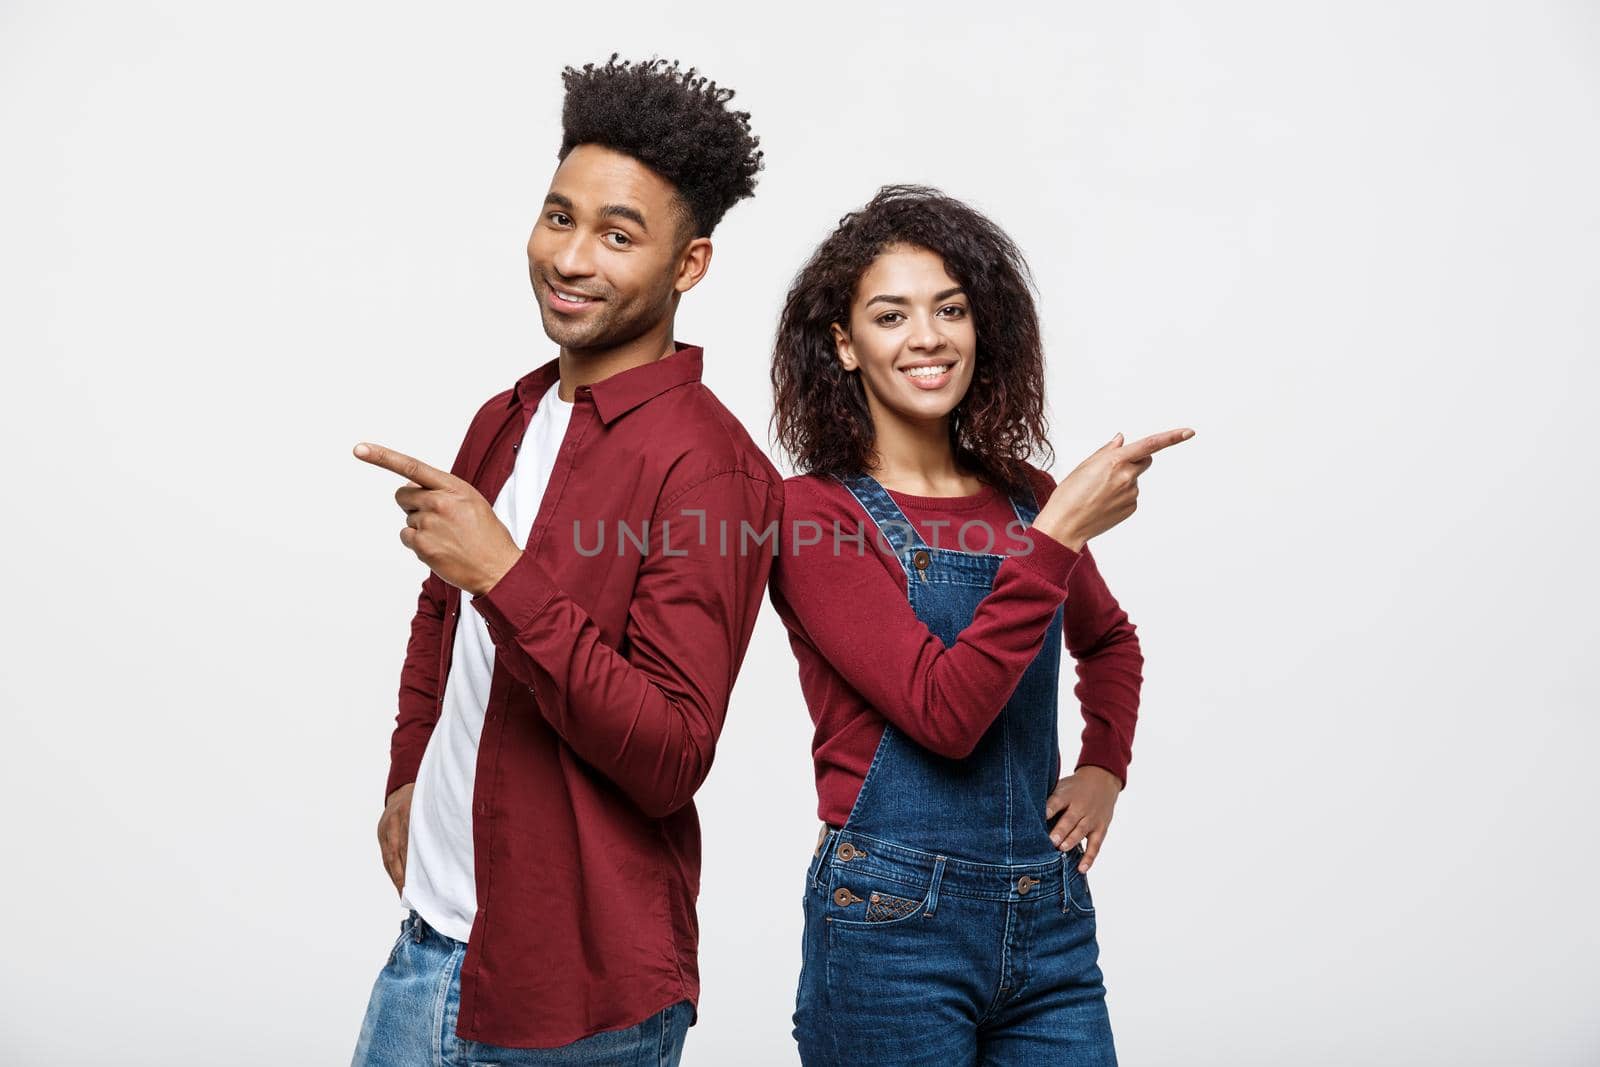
[{"xmin": 824, "ymin": 866, "xmax": 934, "ymax": 929}]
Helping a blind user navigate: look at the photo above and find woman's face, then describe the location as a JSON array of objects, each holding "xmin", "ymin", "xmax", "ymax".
[{"xmin": 833, "ymin": 243, "xmax": 977, "ymax": 428}]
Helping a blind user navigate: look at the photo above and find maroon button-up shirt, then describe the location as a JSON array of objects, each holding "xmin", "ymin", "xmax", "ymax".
[{"xmin": 385, "ymin": 343, "xmax": 783, "ymax": 1049}]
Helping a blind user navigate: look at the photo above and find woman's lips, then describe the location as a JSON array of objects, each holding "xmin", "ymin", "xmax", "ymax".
[{"xmin": 899, "ymin": 363, "xmax": 956, "ymax": 390}]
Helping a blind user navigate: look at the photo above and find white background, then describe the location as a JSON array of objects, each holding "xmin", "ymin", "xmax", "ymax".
[{"xmin": 3, "ymin": 2, "xmax": 1597, "ymax": 1063}]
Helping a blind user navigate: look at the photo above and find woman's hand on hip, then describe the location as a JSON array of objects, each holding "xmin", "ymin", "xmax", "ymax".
[{"xmin": 1045, "ymin": 766, "xmax": 1123, "ymax": 873}]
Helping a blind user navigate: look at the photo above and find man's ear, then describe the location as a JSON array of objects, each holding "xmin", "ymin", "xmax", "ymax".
[
  {"xmin": 831, "ymin": 322, "xmax": 858, "ymax": 372},
  {"xmin": 673, "ymin": 236, "xmax": 713, "ymax": 294}
]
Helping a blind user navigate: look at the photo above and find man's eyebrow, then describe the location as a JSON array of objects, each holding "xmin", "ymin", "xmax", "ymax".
[
  {"xmin": 542, "ymin": 193, "xmax": 649, "ymax": 234},
  {"xmin": 864, "ymin": 286, "xmax": 965, "ymax": 309},
  {"xmin": 600, "ymin": 204, "xmax": 649, "ymax": 233}
]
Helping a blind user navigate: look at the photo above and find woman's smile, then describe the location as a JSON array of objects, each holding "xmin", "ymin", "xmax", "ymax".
[{"xmin": 899, "ymin": 359, "xmax": 959, "ymax": 390}]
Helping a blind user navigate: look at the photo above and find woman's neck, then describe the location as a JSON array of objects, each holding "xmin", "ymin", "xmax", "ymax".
[{"xmin": 866, "ymin": 409, "xmax": 984, "ymax": 497}]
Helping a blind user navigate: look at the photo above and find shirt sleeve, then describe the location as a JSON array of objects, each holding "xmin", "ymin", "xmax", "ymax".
[
  {"xmin": 386, "ymin": 571, "xmax": 448, "ymax": 802},
  {"xmin": 385, "ymin": 402, "xmax": 494, "ymax": 804},
  {"xmin": 769, "ymin": 477, "xmax": 1085, "ymax": 760},
  {"xmin": 470, "ymin": 470, "xmax": 782, "ymax": 819}
]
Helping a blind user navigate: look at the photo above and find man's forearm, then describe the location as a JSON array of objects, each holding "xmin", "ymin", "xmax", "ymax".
[{"xmin": 470, "ymin": 472, "xmax": 777, "ymax": 817}]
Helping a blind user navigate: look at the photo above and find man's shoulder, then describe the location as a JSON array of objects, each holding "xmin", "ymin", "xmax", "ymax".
[{"xmin": 650, "ymin": 382, "xmax": 782, "ymax": 494}]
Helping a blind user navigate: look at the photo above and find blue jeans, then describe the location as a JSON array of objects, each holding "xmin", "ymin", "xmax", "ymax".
[
  {"xmin": 795, "ymin": 831, "xmax": 1114, "ymax": 1066},
  {"xmin": 352, "ymin": 910, "xmax": 691, "ymax": 1066}
]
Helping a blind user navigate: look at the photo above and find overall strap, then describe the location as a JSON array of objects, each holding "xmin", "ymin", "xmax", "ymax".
[
  {"xmin": 834, "ymin": 472, "xmax": 926, "ymax": 579},
  {"xmin": 1008, "ymin": 474, "xmax": 1043, "ymax": 529}
]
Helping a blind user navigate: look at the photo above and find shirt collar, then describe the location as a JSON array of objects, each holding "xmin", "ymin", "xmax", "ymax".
[{"xmin": 511, "ymin": 342, "xmax": 704, "ymax": 425}]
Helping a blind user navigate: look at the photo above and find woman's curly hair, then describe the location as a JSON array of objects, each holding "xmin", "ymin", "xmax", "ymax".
[
  {"xmin": 771, "ymin": 185, "xmax": 1052, "ymax": 497},
  {"xmin": 559, "ymin": 55, "xmax": 764, "ymax": 239}
]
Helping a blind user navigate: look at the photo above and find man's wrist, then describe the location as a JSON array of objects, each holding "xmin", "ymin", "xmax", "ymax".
[{"xmin": 470, "ymin": 547, "xmax": 524, "ymax": 597}]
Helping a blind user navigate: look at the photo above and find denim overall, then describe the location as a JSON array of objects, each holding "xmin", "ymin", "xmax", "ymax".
[{"xmin": 793, "ymin": 473, "xmax": 1116, "ymax": 1067}]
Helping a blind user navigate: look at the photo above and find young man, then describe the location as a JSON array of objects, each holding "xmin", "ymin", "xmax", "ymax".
[{"xmin": 348, "ymin": 57, "xmax": 779, "ymax": 1065}]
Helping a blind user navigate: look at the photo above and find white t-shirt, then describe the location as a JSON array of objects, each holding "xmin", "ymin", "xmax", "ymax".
[{"xmin": 400, "ymin": 381, "xmax": 574, "ymax": 943}]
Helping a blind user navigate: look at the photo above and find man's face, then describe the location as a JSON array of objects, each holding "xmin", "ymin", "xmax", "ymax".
[{"xmin": 527, "ymin": 144, "xmax": 694, "ymax": 352}]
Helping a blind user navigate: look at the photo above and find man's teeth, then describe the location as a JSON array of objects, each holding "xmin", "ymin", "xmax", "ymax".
[
  {"xmin": 903, "ymin": 365, "xmax": 951, "ymax": 379},
  {"xmin": 555, "ymin": 289, "xmax": 593, "ymax": 303}
]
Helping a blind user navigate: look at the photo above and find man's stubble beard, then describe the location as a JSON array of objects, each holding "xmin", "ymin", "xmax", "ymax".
[{"xmin": 538, "ymin": 284, "xmax": 675, "ymax": 356}]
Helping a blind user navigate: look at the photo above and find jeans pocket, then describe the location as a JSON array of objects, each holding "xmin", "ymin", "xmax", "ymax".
[
  {"xmin": 825, "ymin": 867, "xmax": 933, "ymax": 929},
  {"xmin": 1064, "ymin": 856, "xmax": 1096, "ymax": 916},
  {"xmin": 796, "ymin": 874, "xmax": 818, "ymax": 997},
  {"xmin": 386, "ymin": 914, "xmax": 413, "ymax": 967}
]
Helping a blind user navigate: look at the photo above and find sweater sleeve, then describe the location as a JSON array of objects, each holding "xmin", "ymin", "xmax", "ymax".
[
  {"xmin": 1023, "ymin": 468, "xmax": 1145, "ymax": 787},
  {"xmin": 769, "ymin": 476, "xmax": 1084, "ymax": 760},
  {"xmin": 1062, "ymin": 542, "xmax": 1144, "ymax": 786}
]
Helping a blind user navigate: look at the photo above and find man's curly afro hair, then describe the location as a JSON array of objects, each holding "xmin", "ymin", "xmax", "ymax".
[{"xmin": 558, "ymin": 55, "xmax": 764, "ymax": 241}]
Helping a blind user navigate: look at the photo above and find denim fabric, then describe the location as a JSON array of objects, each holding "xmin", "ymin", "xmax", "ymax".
[
  {"xmin": 352, "ymin": 911, "xmax": 691, "ymax": 1067},
  {"xmin": 792, "ymin": 474, "xmax": 1116, "ymax": 1066}
]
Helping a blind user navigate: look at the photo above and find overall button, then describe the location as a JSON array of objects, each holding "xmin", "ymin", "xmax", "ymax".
[
  {"xmin": 1016, "ymin": 875, "xmax": 1040, "ymax": 896},
  {"xmin": 833, "ymin": 887, "xmax": 862, "ymax": 907},
  {"xmin": 912, "ymin": 549, "xmax": 931, "ymax": 570},
  {"xmin": 836, "ymin": 841, "xmax": 860, "ymax": 862}
]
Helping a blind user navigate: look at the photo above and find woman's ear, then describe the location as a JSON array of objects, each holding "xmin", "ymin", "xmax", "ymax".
[{"xmin": 831, "ymin": 322, "xmax": 858, "ymax": 372}]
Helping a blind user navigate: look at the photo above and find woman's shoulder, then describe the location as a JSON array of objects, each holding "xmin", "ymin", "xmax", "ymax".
[
  {"xmin": 772, "ymin": 473, "xmax": 891, "ymax": 586},
  {"xmin": 784, "ymin": 465, "xmax": 1053, "ymax": 513},
  {"xmin": 780, "ymin": 471, "xmax": 861, "ymax": 519},
  {"xmin": 1019, "ymin": 459, "xmax": 1057, "ymax": 503}
]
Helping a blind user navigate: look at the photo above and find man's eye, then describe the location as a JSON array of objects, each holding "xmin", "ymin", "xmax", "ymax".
[
  {"xmin": 548, "ymin": 212, "xmax": 571, "ymax": 226},
  {"xmin": 605, "ymin": 232, "xmax": 631, "ymax": 247}
]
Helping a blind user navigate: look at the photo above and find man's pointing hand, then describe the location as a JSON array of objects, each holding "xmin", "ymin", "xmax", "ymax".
[{"xmin": 354, "ymin": 442, "xmax": 522, "ymax": 596}]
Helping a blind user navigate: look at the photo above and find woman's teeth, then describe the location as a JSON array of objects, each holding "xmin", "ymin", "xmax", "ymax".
[{"xmin": 903, "ymin": 365, "xmax": 951, "ymax": 379}]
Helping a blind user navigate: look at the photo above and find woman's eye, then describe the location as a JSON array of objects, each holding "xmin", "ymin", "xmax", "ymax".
[
  {"xmin": 876, "ymin": 312, "xmax": 904, "ymax": 326},
  {"xmin": 939, "ymin": 304, "xmax": 967, "ymax": 318}
]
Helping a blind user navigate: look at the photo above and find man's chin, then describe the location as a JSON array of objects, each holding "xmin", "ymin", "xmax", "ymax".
[{"xmin": 538, "ymin": 312, "xmax": 607, "ymax": 351}]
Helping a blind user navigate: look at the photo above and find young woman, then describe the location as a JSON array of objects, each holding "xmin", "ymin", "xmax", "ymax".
[{"xmin": 769, "ymin": 185, "xmax": 1193, "ymax": 1065}]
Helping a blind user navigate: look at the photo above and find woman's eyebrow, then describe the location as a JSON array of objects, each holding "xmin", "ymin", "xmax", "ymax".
[{"xmin": 865, "ymin": 286, "xmax": 965, "ymax": 309}]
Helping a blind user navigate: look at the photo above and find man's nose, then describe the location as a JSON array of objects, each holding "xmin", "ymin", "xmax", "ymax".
[{"xmin": 551, "ymin": 232, "xmax": 596, "ymax": 279}]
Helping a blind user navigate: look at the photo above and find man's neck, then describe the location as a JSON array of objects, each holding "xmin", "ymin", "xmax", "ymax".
[{"xmin": 555, "ymin": 319, "xmax": 677, "ymax": 401}]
